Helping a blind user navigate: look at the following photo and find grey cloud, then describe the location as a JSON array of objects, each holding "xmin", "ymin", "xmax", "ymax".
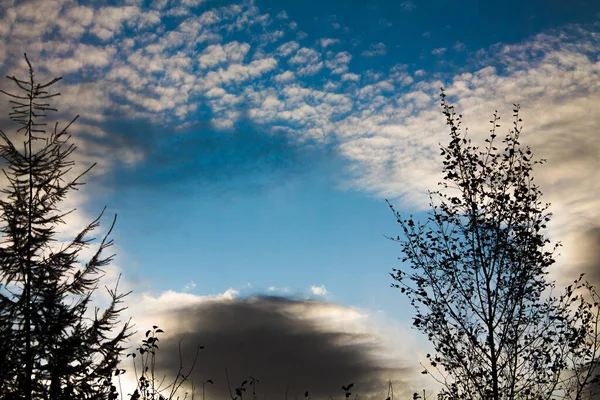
[{"xmin": 140, "ymin": 296, "xmax": 416, "ymax": 400}]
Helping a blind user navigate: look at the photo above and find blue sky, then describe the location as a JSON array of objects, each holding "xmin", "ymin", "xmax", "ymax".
[{"xmin": 1, "ymin": 0, "xmax": 599, "ymax": 398}]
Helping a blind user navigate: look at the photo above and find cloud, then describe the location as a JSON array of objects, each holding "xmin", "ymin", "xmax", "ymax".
[
  {"xmin": 325, "ymin": 51, "xmax": 352, "ymax": 74},
  {"xmin": 120, "ymin": 292, "xmax": 428, "ymax": 400},
  {"xmin": 361, "ymin": 43, "xmax": 387, "ymax": 57},
  {"xmin": 182, "ymin": 0, "xmax": 207, "ymax": 7},
  {"xmin": 309, "ymin": 285, "xmax": 327, "ymax": 296},
  {"xmin": 400, "ymin": 1, "xmax": 416, "ymax": 11},
  {"xmin": 202, "ymin": 57, "xmax": 278, "ymax": 86},
  {"xmin": 44, "ymin": 44, "xmax": 117, "ymax": 75},
  {"xmin": 319, "ymin": 38, "xmax": 340, "ymax": 48},
  {"xmin": 56, "ymin": 5, "xmax": 95, "ymax": 39},
  {"xmin": 257, "ymin": 29, "xmax": 285, "ymax": 45},
  {"xmin": 431, "ymin": 47, "xmax": 446, "ymax": 55},
  {"xmin": 198, "ymin": 42, "xmax": 251, "ymax": 68},
  {"xmin": 0, "ymin": 0, "xmax": 597, "ymax": 295},
  {"xmin": 337, "ymin": 27, "xmax": 600, "ymax": 289},
  {"xmin": 90, "ymin": 6, "xmax": 141, "ymax": 41},
  {"xmin": 288, "ymin": 47, "xmax": 323, "ymax": 76},
  {"xmin": 453, "ymin": 41, "xmax": 466, "ymax": 52},
  {"xmin": 341, "ymin": 72, "xmax": 360, "ymax": 82},
  {"xmin": 275, "ymin": 41, "xmax": 300, "ymax": 57},
  {"xmin": 273, "ymin": 70, "xmax": 295, "ymax": 83}
]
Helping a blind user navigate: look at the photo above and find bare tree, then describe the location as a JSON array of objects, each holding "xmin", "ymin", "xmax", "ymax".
[
  {"xmin": 0, "ymin": 54, "xmax": 132, "ymax": 400},
  {"xmin": 387, "ymin": 90, "xmax": 599, "ymax": 399}
]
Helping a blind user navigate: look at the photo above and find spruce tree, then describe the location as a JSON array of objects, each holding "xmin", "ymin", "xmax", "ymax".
[{"xmin": 0, "ymin": 54, "xmax": 132, "ymax": 400}]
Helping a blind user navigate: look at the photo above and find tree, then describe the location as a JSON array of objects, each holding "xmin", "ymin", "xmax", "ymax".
[
  {"xmin": 387, "ymin": 90, "xmax": 599, "ymax": 399},
  {"xmin": 0, "ymin": 54, "xmax": 132, "ymax": 399}
]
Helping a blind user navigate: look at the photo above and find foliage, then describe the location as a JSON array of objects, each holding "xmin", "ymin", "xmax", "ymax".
[
  {"xmin": 387, "ymin": 90, "xmax": 600, "ymax": 399},
  {"xmin": 123, "ymin": 326, "xmax": 206, "ymax": 400},
  {"xmin": 0, "ymin": 54, "xmax": 132, "ymax": 400}
]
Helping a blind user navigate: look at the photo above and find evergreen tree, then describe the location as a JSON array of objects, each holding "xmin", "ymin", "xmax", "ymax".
[
  {"xmin": 388, "ymin": 90, "xmax": 599, "ymax": 399},
  {"xmin": 0, "ymin": 54, "xmax": 132, "ymax": 400}
]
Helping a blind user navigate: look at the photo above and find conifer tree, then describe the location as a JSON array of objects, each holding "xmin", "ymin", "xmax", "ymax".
[
  {"xmin": 0, "ymin": 54, "xmax": 132, "ymax": 400},
  {"xmin": 388, "ymin": 90, "xmax": 599, "ymax": 399}
]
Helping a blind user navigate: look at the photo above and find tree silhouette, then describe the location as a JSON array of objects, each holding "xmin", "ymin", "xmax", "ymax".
[
  {"xmin": 0, "ymin": 54, "xmax": 132, "ymax": 400},
  {"xmin": 387, "ymin": 90, "xmax": 599, "ymax": 399}
]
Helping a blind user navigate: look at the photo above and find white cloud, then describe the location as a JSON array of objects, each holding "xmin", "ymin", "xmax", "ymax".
[
  {"xmin": 56, "ymin": 5, "xmax": 94, "ymax": 39},
  {"xmin": 198, "ymin": 41, "xmax": 251, "ymax": 68},
  {"xmin": 151, "ymin": 0, "xmax": 169, "ymax": 10},
  {"xmin": 181, "ymin": 0, "xmax": 206, "ymax": 7},
  {"xmin": 289, "ymin": 47, "xmax": 320, "ymax": 64},
  {"xmin": 325, "ymin": 51, "xmax": 352, "ymax": 74},
  {"xmin": 431, "ymin": 47, "xmax": 446, "ymax": 55},
  {"xmin": 362, "ymin": 42, "xmax": 387, "ymax": 57},
  {"xmin": 205, "ymin": 87, "xmax": 227, "ymax": 98},
  {"xmin": 258, "ymin": 29, "xmax": 285, "ymax": 45},
  {"xmin": 335, "ymin": 32, "xmax": 600, "ymax": 289},
  {"xmin": 289, "ymin": 47, "xmax": 323, "ymax": 75},
  {"xmin": 273, "ymin": 70, "xmax": 295, "ymax": 83},
  {"xmin": 1, "ymin": 0, "xmax": 596, "ymax": 294},
  {"xmin": 341, "ymin": 72, "xmax": 360, "ymax": 82},
  {"xmin": 123, "ymin": 287, "xmax": 241, "ymax": 329},
  {"xmin": 213, "ymin": 57, "xmax": 278, "ymax": 84},
  {"xmin": 275, "ymin": 41, "xmax": 300, "ymax": 57},
  {"xmin": 319, "ymin": 38, "xmax": 340, "ymax": 48},
  {"xmin": 276, "ymin": 10, "xmax": 288, "ymax": 20},
  {"xmin": 309, "ymin": 285, "xmax": 328, "ymax": 296},
  {"xmin": 90, "ymin": 6, "xmax": 141, "ymax": 41}
]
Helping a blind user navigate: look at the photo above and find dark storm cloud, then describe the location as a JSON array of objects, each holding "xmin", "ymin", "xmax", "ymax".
[{"xmin": 142, "ymin": 295, "xmax": 413, "ymax": 400}]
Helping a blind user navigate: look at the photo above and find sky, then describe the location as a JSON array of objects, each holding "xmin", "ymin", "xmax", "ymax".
[{"xmin": 0, "ymin": 0, "xmax": 599, "ymax": 398}]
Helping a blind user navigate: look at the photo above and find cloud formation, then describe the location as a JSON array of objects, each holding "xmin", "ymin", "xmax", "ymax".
[
  {"xmin": 0, "ymin": 0, "xmax": 598, "ymax": 294},
  {"xmin": 120, "ymin": 290, "xmax": 427, "ymax": 400}
]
